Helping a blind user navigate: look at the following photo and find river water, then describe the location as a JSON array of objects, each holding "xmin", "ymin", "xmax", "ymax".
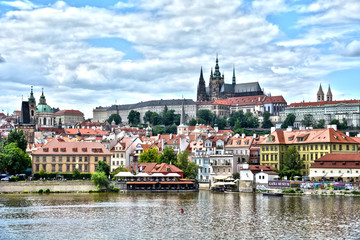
[{"xmin": 1, "ymin": 191, "xmax": 360, "ymax": 239}]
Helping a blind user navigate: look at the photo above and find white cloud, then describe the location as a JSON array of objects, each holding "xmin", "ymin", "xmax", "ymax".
[{"xmin": 0, "ymin": 0, "xmax": 37, "ymax": 10}]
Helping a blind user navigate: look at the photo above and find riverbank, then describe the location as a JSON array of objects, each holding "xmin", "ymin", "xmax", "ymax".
[{"xmin": 0, "ymin": 181, "xmax": 97, "ymax": 193}]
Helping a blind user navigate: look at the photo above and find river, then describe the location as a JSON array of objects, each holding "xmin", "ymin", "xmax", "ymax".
[{"xmin": 1, "ymin": 191, "xmax": 360, "ymax": 239}]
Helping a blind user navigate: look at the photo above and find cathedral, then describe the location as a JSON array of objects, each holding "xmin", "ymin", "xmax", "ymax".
[{"xmin": 197, "ymin": 56, "xmax": 264, "ymax": 101}]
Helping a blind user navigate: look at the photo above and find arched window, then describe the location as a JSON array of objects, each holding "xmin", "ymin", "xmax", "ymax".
[
  {"xmin": 31, "ymin": 110, "xmax": 34, "ymax": 116},
  {"xmin": 44, "ymin": 118, "xmax": 47, "ymax": 125}
]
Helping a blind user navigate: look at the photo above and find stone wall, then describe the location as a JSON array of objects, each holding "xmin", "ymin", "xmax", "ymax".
[
  {"xmin": 0, "ymin": 181, "xmax": 97, "ymax": 193},
  {"xmin": 239, "ymin": 180, "xmax": 253, "ymax": 192}
]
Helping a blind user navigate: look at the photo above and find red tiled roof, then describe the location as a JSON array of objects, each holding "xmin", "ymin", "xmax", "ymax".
[
  {"xmin": 288, "ymin": 100, "xmax": 360, "ymax": 108},
  {"xmin": 54, "ymin": 110, "xmax": 84, "ymax": 115},
  {"xmin": 217, "ymin": 130, "xmax": 233, "ymax": 134},
  {"xmin": 196, "ymin": 101, "xmax": 213, "ymax": 105},
  {"xmin": 32, "ymin": 139, "xmax": 111, "ymax": 156},
  {"xmin": 311, "ymin": 153, "xmax": 360, "ymax": 169},
  {"xmin": 212, "ymin": 99, "xmax": 229, "ymax": 105},
  {"xmin": 228, "ymin": 95, "xmax": 265, "ymax": 106},
  {"xmin": 262, "ymin": 96, "xmax": 286, "ymax": 104},
  {"xmin": 0, "ymin": 113, "xmax": 6, "ymax": 119}
]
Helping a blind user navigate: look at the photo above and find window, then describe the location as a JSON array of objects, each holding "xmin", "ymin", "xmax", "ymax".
[
  {"xmin": 79, "ymin": 165, "xmax": 82, "ymax": 171},
  {"xmin": 67, "ymin": 156, "xmax": 70, "ymax": 162},
  {"xmin": 59, "ymin": 156, "xmax": 62, "ymax": 162},
  {"xmin": 85, "ymin": 157, "xmax": 88, "ymax": 162},
  {"xmin": 95, "ymin": 157, "xmax": 98, "ymax": 162},
  {"xmin": 103, "ymin": 157, "xmax": 107, "ymax": 162},
  {"xmin": 72, "ymin": 164, "xmax": 76, "ymax": 170},
  {"xmin": 303, "ymin": 146, "xmax": 306, "ymax": 151},
  {"xmin": 52, "ymin": 156, "xmax": 56, "ymax": 162},
  {"xmin": 311, "ymin": 145, "xmax": 313, "ymax": 150},
  {"xmin": 315, "ymin": 145, "xmax": 318, "ymax": 150},
  {"xmin": 36, "ymin": 164, "xmax": 39, "ymax": 171},
  {"xmin": 275, "ymin": 146, "xmax": 278, "ymax": 151},
  {"xmin": 43, "ymin": 156, "xmax": 46, "ymax": 162},
  {"xmin": 333, "ymin": 145, "xmax": 336, "ymax": 150},
  {"xmin": 42, "ymin": 164, "xmax": 46, "ymax": 170},
  {"xmin": 271, "ymin": 146, "xmax": 273, "ymax": 151},
  {"xmin": 66, "ymin": 165, "xmax": 70, "ymax": 172},
  {"xmin": 84, "ymin": 165, "xmax": 88, "ymax": 171},
  {"xmin": 79, "ymin": 157, "xmax": 82, "ymax": 162},
  {"xmin": 259, "ymin": 176, "xmax": 261, "ymax": 180},
  {"xmin": 346, "ymin": 145, "xmax": 349, "ymax": 151},
  {"xmin": 36, "ymin": 156, "xmax": 39, "ymax": 162},
  {"xmin": 353, "ymin": 145, "xmax": 356, "ymax": 151},
  {"xmin": 59, "ymin": 164, "xmax": 62, "ymax": 172},
  {"xmin": 275, "ymin": 155, "xmax": 277, "ymax": 161},
  {"xmin": 339, "ymin": 145, "xmax": 342, "ymax": 151},
  {"xmin": 320, "ymin": 145, "xmax": 323, "ymax": 150},
  {"xmin": 52, "ymin": 164, "xmax": 56, "ymax": 172},
  {"xmin": 72, "ymin": 156, "xmax": 76, "ymax": 162},
  {"xmin": 325, "ymin": 145, "xmax": 328, "ymax": 150},
  {"xmin": 223, "ymin": 169, "xmax": 225, "ymax": 172}
]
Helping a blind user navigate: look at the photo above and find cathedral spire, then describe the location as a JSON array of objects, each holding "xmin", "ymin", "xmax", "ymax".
[
  {"xmin": 197, "ymin": 67, "xmax": 208, "ymax": 101},
  {"xmin": 214, "ymin": 54, "xmax": 221, "ymax": 77},
  {"xmin": 39, "ymin": 88, "xmax": 47, "ymax": 105},
  {"xmin": 232, "ymin": 65, "xmax": 236, "ymax": 85},
  {"xmin": 317, "ymin": 84, "xmax": 324, "ymax": 102},
  {"xmin": 28, "ymin": 86, "xmax": 36, "ymax": 104},
  {"xmin": 327, "ymin": 85, "xmax": 333, "ymax": 101}
]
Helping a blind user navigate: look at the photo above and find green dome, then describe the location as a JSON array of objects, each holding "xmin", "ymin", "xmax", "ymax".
[{"xmin": 37, "ymin": 104, "xmax": 53, "ymax": 113}]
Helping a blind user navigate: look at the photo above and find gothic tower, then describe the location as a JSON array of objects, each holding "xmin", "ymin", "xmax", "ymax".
[
  {"xmin": 28, "ymin": 86, "xmax": 37, "ymax": 124},
  {"xmin": 209, "ymin": 54, "xmax": 224, "ymax": 100},
  {"xmin": 327, "ymin": 85, "xmax": 333, "ymax": 101},
  {"xmin": 317, "ymin": 84, "xmax": 324, "ymax": 102},
  {"xmin": 197, "ymin": 67, "xmax": 208, "ymax": 101},
  {"xmin": 232, "ymin": 65, "xmax": 236, "ymax": 94}
]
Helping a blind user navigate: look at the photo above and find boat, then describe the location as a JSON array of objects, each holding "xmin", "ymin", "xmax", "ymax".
[{"xmin": 263, "ymin": 189, "xmax": 284, "ymax": 197}]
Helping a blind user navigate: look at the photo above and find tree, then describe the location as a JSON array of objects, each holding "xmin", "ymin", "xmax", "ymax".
[
  {"xmin": 150, "ymin": 112, "xmax": 161, "ymax": 125},
  {"xmin": 72, "ymin": 168, "xmax": 81, "ymax": 179},
  {"xmin": 4, "ymin": 128, "xmax": 27, "ymax": 152},
  {"xmin": 0, "ymin": 143, "xmax": 31, "ymax": 175},
  {"xmin": 159, "ymin": 147, "xmax": 177, "ymax": 164},
  {"xmin": 262, "ymin": 111, "xmax": 273, "ymax": 128},
  {"xmin": 217, "ymin": 117, "xmax": 227, "ymax": 130},
  {"xmin": 152, "ymin": 125, "xmax": 165, "ymax": 135},
  {"xmin": 314, "ymin": 119, "xmax": 325, "ymax": 129},
  {"xmin": 139, "ymin": 147, "xmax": 159, "ymax": 163},
  {"xmin": 301, "ymin": 114, "xmax": 313, "ymax": 127},
  {"xmin": 39, "ymin": 168, "xmax": 46, "ymax": 177},
  {"xmin": 232, "ymin": 173, "xmax": 240, "ymax": 179},
  {"xmin": 162, "ymin": 109, "xmax": 176, "ymax": 126},
  {"xmin": 96, "ymin": 160, "xmax": 110, "ymax": 176},
  {"xmin": 176, "ymin": 150, "xmax": 198, "ymax": 179},
  {"xmin": 189, "ymin": 118, "xmax": 197, "ymax": 126},
  {"xmin": 143, "ymin": 110, "xmax": 153, "ymax": 124},
  {"xmin": 245, "ymin": 112, "xmax": 259, "ymax": 128},
  {"xmin": 128, "ymin": 110, "xmax": 140, "ymax": 125},
  {"xmin": 228, "ymin": 111, "xmax": 245, "ymax": 127},
  {"xmin": 197, "ymin": 109, "xmax": 213, "ymax": 125},
  {"xmin": 281, "ymin": 114, "xmax": 296, "ymax": 129},
  {"xmin": 174, "ymin": 114, "xmax": 181, "ymax": 125},
  {"xmin": 165, "ymin": 125, "xmax": 177, "ymax": 134},
  {"xmin": 107, "ymin": 113, "xmax": 122, "ymax": 125},
  {"xmin": 91, "ymin": 172, "xmax": 109, "ymax": 189},
  {"xmin": 276, "ymin": 146, "xmax": 302, "ymax": 179}
]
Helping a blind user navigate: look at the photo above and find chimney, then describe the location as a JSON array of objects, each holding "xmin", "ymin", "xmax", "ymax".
[
  {"xmin": 286, "ymin": 126, "xmax": 293, "ymax": 132},
  {"xmin": 346, "ymin": 132, "xmax": 350, "ymax": 137},
  {"xmin": 241, "ymin": 133, "xmax": 245, "ymax": 139},
  {"xmin": 327, "ymin": 124, "xmax": 337, "ymax": 131},
  {"xmin": 170, "ymin": 133, "xmax": 173, "ymax": 139},
  {"xmin": 270, "ymin": 127, "xmax": 276, "ymax": 133},
  {"xmin": 253, "ymin": 133, "xmax": 256, "ymax": 138}
]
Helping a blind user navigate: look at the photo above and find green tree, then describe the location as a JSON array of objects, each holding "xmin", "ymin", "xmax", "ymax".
[
  {"xmin": 245, "ymin": 112, "xmax": 259, "ymax": 128},
  {"xmin": 281, "ymin": 114, "xmax": 296, "ymax": 129},
  {"xmin": 301, "ymin": 114, "xmax": 313, "ymax": 127},
  {"xmin": 4, "ymin": 128, "xmax": 27, "ymax": 152},
  {"xmin": 314, "ymin": 119, "xmax": 325, "ymax": 129},
  {"xmin": 143, "ymin": 111, "xmax": 153, "ymax": 124},
  {"xmin": 189, "ymin": 118, "xmax": 197, "ymax": 126},
  {"xmin": 91, "ymin": 171, "xmax": 109, "ymax": 189},
  {"xmin": 139, "ymin": 147, "xmax": 159, "ymax": 163},
  {"xmin": 39, "ymin": 168, "xmax": 46, "ymax": 177},
  {"xmin": 232, "ymin": 172, "xmax": 240, "ymax": 179},
  {"xmin": 276, "ymin": 146, "xmax": 303, "ymax": 179},
  {"xmin": 217, "ymin": 117, "xmax": 227, "ymax": 130},
  {"xmin": 0, "ymin": 143, "xmax": 31, "ymax": 175},
  {"xmin": 150, "ymin": 112, "xmax": 161, "ymax": 125},
  {"xmin": 96, "ymin": 161, "xmax": 110, "ymax": 176},
  {"xmin": 176, "ymin": 150, "xmax": 198, "ymax": 179},
  {"xmin": 162, "ymin": 109, "xmax": 176, "ymax": 126},
  {"xmin": 159, "ymin": 147, "xmax": 177, "ymax": 164},
  {"xmin": 228, "ymin": 111, "xmax": 245, "ymax": 127},
  {"xmin": 107, "ymin": 113, "xmax": 122, "ymax": 125},
  {"xmin": 72, "ymin": 168, "xmax": 81, "ymax": 179},
  {"xmin": 152, "ymin": 125, "xmax": 165, "ymax": 135},
  {"xmin": 197, "ymin": 109, "xmax": 213, "ymax": 125},
  {"xmin": 165, "ymin": 125, "xmax": 177, "ymax": 134},
  {"xmin": 262, "ymin": 111, "xmax": 273, "ymax": 128},
  {"xmin": 128, "ymin": 110, "xmax": 140, "ymax": 125},
  {"xmin": 174, "ymin": 114, "xmax": 181, "ymax": 125}
]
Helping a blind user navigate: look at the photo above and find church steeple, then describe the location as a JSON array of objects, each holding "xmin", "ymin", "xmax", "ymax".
[
  {"xmin": 327, "ymin": 85, "xmax": 333, "ymax": 101},
  {"xmin": 197, "ymin": 67, "xmax": 208, "ymax": 101},
  {"xmin": 28, "ymin": 86, "xmax": 36, "ymax": 104},
  {"xmin": 317, "ymin": 84, "xmax": 324, "ymax": 102},
  {"xmin": 39, "ymin": 88, "xmax": 47, "ymax": 105},
  {"xmin": 232, "ymin": 65, "xmax": 236, "ymax": 85},
  {"xmin": 214, "ymin": 54, "xmax": 221, "ymax": 78}
]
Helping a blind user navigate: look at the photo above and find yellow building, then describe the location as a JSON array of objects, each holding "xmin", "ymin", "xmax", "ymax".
[
  {"xmin": 31, "ymin": 139, "xmax": 111, "ymax": 173},
  {"xmin": 259, "ymin": 127, "xmax": 358, "ymax": 175}
]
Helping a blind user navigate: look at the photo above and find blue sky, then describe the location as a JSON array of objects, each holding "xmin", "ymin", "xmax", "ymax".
[{"xmin": 0, "ymin": 0, "xmax": 360, "ymax": 118}]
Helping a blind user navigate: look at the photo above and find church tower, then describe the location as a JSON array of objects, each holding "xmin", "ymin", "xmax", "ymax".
[
  {"xmin": 317, "ymin": 84, "xmax": 324, "ymax": 102},
  {"xmin": 197, "ymin": 67, "xmax": 208, "ymax": 101},
  {"xmin": 232, "ymin": 65, "xmax": 236, "ymax": 94},
  {"xmin": 28, "ymin": 86, "xmax": 37, "ymax": 124},
  {"xmin": 209, "ymin": 54, "xmax": 224, "ymax": 100},
  {"xmin": 327, "ymin": 85, "xmax": 333, "ymax": 101}
]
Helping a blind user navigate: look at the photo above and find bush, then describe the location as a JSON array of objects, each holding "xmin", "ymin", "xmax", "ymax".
[
  {"xmin": 109, "ymin": 184, "xmax": 120, "ymax": 192},
  {"xmin": 38, "ymin": 189, "xmax": 43, "ymax": 193},
  {"xmin": 45, "ymin": 189, "xmax": 50, "ymax": 193},
  {"xmin": 91, "ymin": 172, "xmax": 109, "ymax": 189},
  {"xmin": 351, "ymin": 191, "xmax": 360, "ymax": 195}
]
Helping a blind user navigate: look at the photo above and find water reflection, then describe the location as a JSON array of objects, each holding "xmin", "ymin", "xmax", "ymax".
[{"xmin": 1, "ymin": 192, "xmax": 360, "ymax": 239}]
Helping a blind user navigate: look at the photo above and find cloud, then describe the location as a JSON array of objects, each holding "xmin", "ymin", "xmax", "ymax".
[
  {"xmin": 342, "ymin": 40, "xmax": 360, "ymax": 57},
  {"xmin": 0, "ymin": 0, "xmax": 359, "ymax": 118},
  {"xmin": 0, "ymin": 54, "xmax": 5, "ymax": 63},
  {"xmin": 0, "ymin": 0, "xmax": 38, "ymax": 10}
]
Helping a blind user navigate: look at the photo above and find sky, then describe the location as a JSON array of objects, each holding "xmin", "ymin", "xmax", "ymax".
[{"xmin": 0, "ymin": 0, "xmax": 360, "ymax": 119}]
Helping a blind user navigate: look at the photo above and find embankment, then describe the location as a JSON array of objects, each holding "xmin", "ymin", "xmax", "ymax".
[{"xmin": 0, "ymin": 181, "xmax": 97, "ymax": 193}]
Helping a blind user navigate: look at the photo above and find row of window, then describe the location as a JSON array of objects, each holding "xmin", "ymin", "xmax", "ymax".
[
  {"xmin": 113, "ymin": 153, "xmax": 125, "ymax": 158},
  {"xmin": 35, "ymin": 156, "xmax": 106, "ymax": 163},
  {"xmin": 35, "ymin": 164, "xmax": 89, "ymax": 172},
  {"xmin": 314, "ymin": 170, "xmax": 359, "ymax": 174},
  {"xmin": 262, "ymin": 144, "xmax": 356, "ymax": 152},
  {"xmin": 112, "ymin": 161, "xmax": 124, "ymax": 166}
]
